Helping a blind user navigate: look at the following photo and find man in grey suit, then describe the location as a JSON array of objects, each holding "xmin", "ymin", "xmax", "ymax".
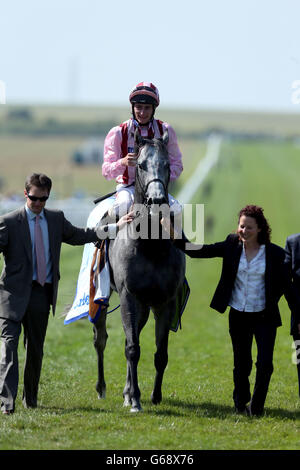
[
  {"xmin": 0, "ymin": 173, "xmax": 133, "ymax": 414},
  {"xmin": 285, "ymin": 233, "xmax": 300, "ymax": 397}
]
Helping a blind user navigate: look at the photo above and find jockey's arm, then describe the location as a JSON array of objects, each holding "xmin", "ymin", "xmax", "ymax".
[
  {"xmin": 102, "ymin": 126, "xmax": 126, "ymax": 180},
  {"xmin": 166, "ymin": 124, "xmax": 183, "ymax": 181}
]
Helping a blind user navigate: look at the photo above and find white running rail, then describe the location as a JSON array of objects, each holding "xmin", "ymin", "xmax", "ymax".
[{"xmin": 176, "ymin": 133, "xmax": 223, "ymax": 204}]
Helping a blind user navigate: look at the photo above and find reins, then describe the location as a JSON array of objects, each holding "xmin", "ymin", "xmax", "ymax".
[{"xmin": 134, "ymin": 140, "xmax": 170, "ymax": 209}]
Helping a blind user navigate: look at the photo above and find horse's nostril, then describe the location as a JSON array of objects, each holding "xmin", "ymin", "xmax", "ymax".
[
  {"xmin": 154, "ymin": 197, "xmax": 168, "ymax": 206},
  {"xmin": 152, "ymin": 197, "xmax": 167, "ymax": 205}
]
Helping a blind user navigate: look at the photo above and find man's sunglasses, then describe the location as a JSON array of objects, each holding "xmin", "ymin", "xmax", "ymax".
[{"xmin": 27, "ymin": 194, "xmax": 49, "ymax": 202}]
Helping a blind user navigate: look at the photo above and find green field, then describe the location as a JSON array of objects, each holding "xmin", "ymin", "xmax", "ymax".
[
  {"xmin": 0, "ymin": 135, "xmax": 205, "ymax": 199},
  {"xmin": 0, "ymin": 108, "xmax": 300, "ymax": 451},
  {"xmin": 1, "ymin": 103, "xmax": 300, "ymax": 135}
]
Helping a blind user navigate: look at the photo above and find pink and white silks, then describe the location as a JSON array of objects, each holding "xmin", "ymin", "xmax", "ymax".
[{"xmin": 102, "ymin": 118, "xmax": 183, "ymax": 216}]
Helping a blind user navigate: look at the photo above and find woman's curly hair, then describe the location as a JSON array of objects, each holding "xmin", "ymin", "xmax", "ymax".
[{"xmin": 238, "ymin": 205, "xmax": 271, "ymax": 244}]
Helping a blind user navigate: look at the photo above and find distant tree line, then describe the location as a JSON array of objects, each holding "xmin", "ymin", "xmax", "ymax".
[
  {"xmin": 0, "ymin": 106, "xmax": 296, "ymax": 142},
  {"xmin": 0, "ymin": 107, "xmax": 116, "ymax": 137}
]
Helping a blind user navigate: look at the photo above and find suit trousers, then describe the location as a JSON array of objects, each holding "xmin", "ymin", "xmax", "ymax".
[
  {"xmin": 229, "ymin": 308, "xmax": 277, "ymax": 415},
  {"xmin": 0, "ymin": 282, "xmax": 51, "ymax": 411}
]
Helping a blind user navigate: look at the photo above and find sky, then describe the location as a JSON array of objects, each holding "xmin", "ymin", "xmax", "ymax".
[{"xmin": 1, "ymin": 0, "xmax": 300, "ymax": 112}]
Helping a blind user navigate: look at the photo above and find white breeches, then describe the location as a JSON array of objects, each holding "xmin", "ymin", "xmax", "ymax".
[{"xmin": 113, "ymin": 184, "xmax": 182, "ymax": 217}]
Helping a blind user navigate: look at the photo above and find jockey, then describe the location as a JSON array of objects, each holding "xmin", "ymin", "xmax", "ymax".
[{"xmin": 102, "ymin": 82, "xmax": 183, "ymax": 218}]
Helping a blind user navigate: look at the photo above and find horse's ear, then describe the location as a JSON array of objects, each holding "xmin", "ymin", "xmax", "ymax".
[
  {"xmin": 162, "ymin": 129, "xmax": 169, "ymax": 146},
  {"xmin": 134, "ymin": 128, "xmax": 143, "ymax": 149}
]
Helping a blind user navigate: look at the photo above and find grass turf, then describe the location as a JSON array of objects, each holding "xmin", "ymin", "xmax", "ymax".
[{"xmin": 0, "ymin": 138, "xmax": 300, "ymax": 450}]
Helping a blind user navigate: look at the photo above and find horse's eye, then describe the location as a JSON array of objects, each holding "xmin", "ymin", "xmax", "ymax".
[{"xmin": 137, "ymin": 162, "xmax": 146, "ymax": 171}]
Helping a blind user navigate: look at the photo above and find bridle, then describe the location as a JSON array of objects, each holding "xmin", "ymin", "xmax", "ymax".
[
  {"xmin": 135, "ymin": 173, "xmax": 169, "ymax": 207},
  {"xmin": 134, "ymin": 141, "xmax": 170, "ymax": 209}
]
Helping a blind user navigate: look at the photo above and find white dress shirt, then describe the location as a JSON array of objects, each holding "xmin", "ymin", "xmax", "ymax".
[{"xmin": 229, "ymin": 244, "xmax": 266, "ymax": 312}]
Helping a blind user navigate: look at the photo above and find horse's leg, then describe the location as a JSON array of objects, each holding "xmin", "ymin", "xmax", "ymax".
[
  {"xmin": 123, "ymin": 307, "xmax": 150, "ymax": 408},
  {"xmin": 120, "ymin": 291, "xmax": 146, "ymax": 412},
  {"xmin": 123, "ymin": 357, "xmax": 132, "ymax": 407},
  {"xmin": 92, "ymin": 308, "xmax": 108, "ymax": 399},
  {"xmin": 151, "ymin": 301, "xmax": 174, "ymax": 405}
]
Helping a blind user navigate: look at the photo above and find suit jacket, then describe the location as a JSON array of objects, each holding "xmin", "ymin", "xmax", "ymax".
[
  {"xmin": 285, "ymin": 233, "xmax": 300, "ymax": 335},
  {"xmin": 0, "ymin": 206, "xmax": 99, "ymax": 321},
  {"xmin": 176, "ymin": 233, "xmax": 300, "ymax": 330}
]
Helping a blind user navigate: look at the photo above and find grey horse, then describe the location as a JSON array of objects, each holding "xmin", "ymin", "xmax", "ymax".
[{"xmin": 93, "ymin": 130, "xmax": 186, "ymax": 412}]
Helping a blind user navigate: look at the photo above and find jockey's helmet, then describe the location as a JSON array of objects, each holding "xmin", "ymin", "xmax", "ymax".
[{"xmin": 129, "ymin": 82, "xmax": 160, "ymax": 107}]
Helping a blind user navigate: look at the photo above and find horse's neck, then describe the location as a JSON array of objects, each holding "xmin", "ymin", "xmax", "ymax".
[
  {"xmin": 133, "ymin": 236, "xmax": 172, "ymax": 260},
  {"xmin": 129, "ymin": 208, "xmax": 171, "ymax": 253}
]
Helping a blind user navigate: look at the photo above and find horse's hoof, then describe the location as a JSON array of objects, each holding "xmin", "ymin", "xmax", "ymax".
[
  {"xmin": 151, "ymin": 392, "xmax": 162, "ymax": 405},
  {"xmin": 123, "ymin": 396, "xmax": 132, "ymax": 407},
  {"xmin": 97, "ymin": 387, "xmax": 106, "ymax": 399},
  {"xmin": 130, "ymin": 398, "xmax": 142, "ymax": 412},
  {"xmin": 130, "ymin": 406, "xmax": 143, "ymax": 413}
]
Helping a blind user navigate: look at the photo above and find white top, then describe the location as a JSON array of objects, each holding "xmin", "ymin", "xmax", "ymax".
[{"xmin": 229, "ymin": 244, "xmax": 266, "ymax": 312}]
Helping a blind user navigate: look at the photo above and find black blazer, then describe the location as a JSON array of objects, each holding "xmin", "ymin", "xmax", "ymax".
[
  {"xmin": 0, "ymin": 207, "xmax": 99, "ymax": 321},
  {"xmin": 285, "ymin": 233, "xmax": 300, "ymax": 335},
  {"xmin": 176, "ymin": 233, "xmax": 300, "ymax": 330}
]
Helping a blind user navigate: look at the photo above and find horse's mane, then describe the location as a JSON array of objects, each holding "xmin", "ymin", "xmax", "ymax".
[{"xmin": 136, "ymin": 137, "xmax": 168, "ymax": 157}]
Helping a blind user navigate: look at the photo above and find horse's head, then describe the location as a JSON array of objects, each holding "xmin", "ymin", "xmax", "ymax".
[{"xmin": 134, "ymin": 129, "xmax": 170, "ymax": 218}]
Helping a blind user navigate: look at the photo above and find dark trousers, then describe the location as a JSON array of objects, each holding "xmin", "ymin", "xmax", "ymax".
[
  {"xmin": 293, "ymin": 333, "xmax": 300, "ymax": 396},
  {"xmin": 229, "ymin": 308, "xmax": 277, "ymax": 415},
  {"xmin": 0, "ymin": 282, "xmax": 51, "ymax": 411}
]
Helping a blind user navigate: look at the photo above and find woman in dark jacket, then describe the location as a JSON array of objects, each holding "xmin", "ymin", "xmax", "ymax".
[{"xmin": 174, "ymin": 205, "xmax": 300, "ymax": 416}]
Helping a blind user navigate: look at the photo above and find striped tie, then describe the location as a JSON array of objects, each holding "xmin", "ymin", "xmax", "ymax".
[{"xmin": 35, "ymin": 215, "xmax": 47, "ymax": 286}]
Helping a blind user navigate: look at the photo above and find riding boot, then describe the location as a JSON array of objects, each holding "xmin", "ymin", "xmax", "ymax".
[{"xmin": 107, "ymin": 206, "xmax": 119, "ymax": 221}]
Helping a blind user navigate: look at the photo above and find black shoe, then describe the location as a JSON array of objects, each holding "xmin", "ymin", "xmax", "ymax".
[
  {"xmin": 23, "ymin": 399, "xmax": 37, "ymax": 409},
  {"xmin": 234, "ymin": 405, "xmax": 250, "ymax": 416},
  {"xmin": 23, "ymin": 403, "xmax": 37, "ymax": 409},
  {"xmin": 249, "ymin": 408, "xmax": 263, "ymax": 417}
]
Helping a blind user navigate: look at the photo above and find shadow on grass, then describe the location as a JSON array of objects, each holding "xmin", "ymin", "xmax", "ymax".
[
  {"xmin": 37, "ymin": 398, "xmax": 300, "ymax": 421},
  {"xmin": 265, "ymin": 407, "xmax": 300, "ymax": 420},
  {"xmin": 38, "ymin": 404, "xmax": 113, "ymax": 415},
  {"xmin": 145, "ymin": 398, "xmax": 300, "ymax": 421},
  {"xmin": 143, "ymin": 398, "xmax": 233, "ymax": 419}
]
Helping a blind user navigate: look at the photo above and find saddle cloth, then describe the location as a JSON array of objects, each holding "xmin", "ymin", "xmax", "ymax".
[
  {"xmin": 64, "ymin": 195, "xmax": 190, "ymax": 331},
  {"xmin": 64, "ymin": 197, "xmax": 114, "ymax": 325}
]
